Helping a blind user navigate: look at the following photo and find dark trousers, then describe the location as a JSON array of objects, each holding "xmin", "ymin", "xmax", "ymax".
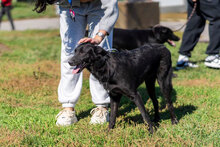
[
  {"xmin": 179, "ymin": 0, "xmax": 220, "ymax": 57},
  {"xmin": 0, "ymin": 6, "xmax": 15, "ymax": 30}
]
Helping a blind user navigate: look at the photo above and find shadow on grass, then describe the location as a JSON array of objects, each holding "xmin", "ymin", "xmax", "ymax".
[
  {"xmin": 77, "ymin": 109, "xmax": 92, "ymax": 120},
  {"xmin": 76, "ymin": 86, "xmax": 196, "ymax": 124},
  {"xmin": 118, "ymin": 87, "xmax": 178, "ymax": 116},
  {"xmin": 118, "ymin": 87, "xmax": 197, "ymax": 124},
  {"xmin": 123, "ymin": 104, "xmax": 197, "ymax": 124}
]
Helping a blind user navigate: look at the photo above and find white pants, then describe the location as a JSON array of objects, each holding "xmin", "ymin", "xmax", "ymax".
[{"xmin": 58, "ymin": 4, "xmax": 112, "ymax": 108}]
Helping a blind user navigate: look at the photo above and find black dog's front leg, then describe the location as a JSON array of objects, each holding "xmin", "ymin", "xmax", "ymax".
[{"xmin": 109, "ymin": 92, "xmax": 121, "ymax": 130}]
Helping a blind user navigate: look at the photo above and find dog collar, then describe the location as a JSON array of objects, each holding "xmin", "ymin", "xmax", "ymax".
[{"xmin": 106, "ymin": 48, "xmax": 118, "ymax": 52}]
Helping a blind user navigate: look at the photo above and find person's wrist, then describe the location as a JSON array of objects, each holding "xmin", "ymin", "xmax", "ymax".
[{"xmin": 94, "ymin": 35, "xmax": 103, "ymax": 44}]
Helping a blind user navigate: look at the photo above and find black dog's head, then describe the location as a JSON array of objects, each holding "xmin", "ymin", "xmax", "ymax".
[
  {"xmin": 153, "ymin": 25, "xmax": 180, "ymax": 47},
  {"xmin": 33, "ymin": 0, "xmax": 57, "ymax": 13},
  {"xmin": 69, "ymin": 43, "xmax": 108, "ymax": 74}
]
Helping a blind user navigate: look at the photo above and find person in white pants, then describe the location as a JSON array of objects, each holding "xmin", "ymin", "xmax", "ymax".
[{"xmin": 34, "ymin": 0, "xmax": 119, "ymax": 126}]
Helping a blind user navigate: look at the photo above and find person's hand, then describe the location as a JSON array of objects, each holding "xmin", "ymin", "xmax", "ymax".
[
  {"xmin": 192, "ymin": 0, "xmax": 197, "ymax": 2},
  {"xmin": 78, "ymin": 30, "xmax": 107, "ymax": 45},
  {"xmin": 78, "ymin": 37, "xmax": 102, "ymax": 45}
]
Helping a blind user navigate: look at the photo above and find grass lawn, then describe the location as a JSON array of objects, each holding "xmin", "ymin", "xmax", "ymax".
[
  {"xmin": 1, "ymin": 2, "xmax": 57, "ymax": 21},
  {"xmin": 0, "ymin": 30, "xmax": 219, "ymax": 146}
]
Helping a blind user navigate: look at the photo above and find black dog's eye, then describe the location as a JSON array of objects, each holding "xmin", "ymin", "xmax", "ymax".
[
  {"xmin": 80, "ymin": 49, "xmax": 84, "ymax": 53},
  {"xmin": 162, "ymin": 29, "xmax": 167, "ymax": 33}
]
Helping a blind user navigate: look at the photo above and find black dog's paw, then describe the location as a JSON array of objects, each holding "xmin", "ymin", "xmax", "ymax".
[
  {"xmin": 153, "ymin": 116, "xmax": 160, "ymax": 123},
  {"xmin": 107, "ymin": 127, "xmax": 112, "ymax": 134},
  {"xmin": 148, "ymin": 127, "xmax": 154, "ymax": 134},
  {"xmin": 153, "ymin": 122, "xmax": 160, "ymax": 130},
  {"xmin": 171, "ymin": 118, "xmax": 179, "ymax": 125}
]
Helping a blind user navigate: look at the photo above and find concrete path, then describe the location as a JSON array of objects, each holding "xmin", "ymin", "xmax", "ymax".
[
  {"xmin": 0, "ymin": 17, "xmax": 209, "ymax": 42},
  {"xmin": 0, "ymin": 18, "xmax": 60, "ymax": 31}
]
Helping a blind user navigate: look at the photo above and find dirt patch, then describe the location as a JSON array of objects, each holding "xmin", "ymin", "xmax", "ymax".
[
  {"xmin": 0, "ymin": 61, "xmax": 60, "ymax": 107},
  {"xmin": 1, "ymin": 61, "xmax": 60, "ymax": 94},
  {"xmin": 0, "ymin": 43, "xmax": 11, "ymax": 55},
  {"xmin": 175, "ymin": 78, "xmax": 220, "ymax": 87},
  {"xmin": 0, "ymin": 127, "xmax": 24, "ymax": 146}
]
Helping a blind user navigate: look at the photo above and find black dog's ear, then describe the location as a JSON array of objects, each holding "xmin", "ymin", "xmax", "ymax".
[
  {"xmin": 152, "ymin": 27, "xmax": 162, "ymax": 41},
  {"xmin": 153, "ymin": 26, "xmax": 168, "ymax": 34},
  {"xmin": 94, "ymin": 46, "xmax": 108, "ymax": 56}
]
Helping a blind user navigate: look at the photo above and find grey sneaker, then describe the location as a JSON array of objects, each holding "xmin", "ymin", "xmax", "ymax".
[
  {"xmin": 204, "ymin": 55, "xmax": 220, "ymax": 69},
  {"xmin": 90, "ymin": 106, "xmax": 109, "ymax": 124},
  {"xmin": 56, "ymin": 110, "xmax": 78, "ymax": 126}
]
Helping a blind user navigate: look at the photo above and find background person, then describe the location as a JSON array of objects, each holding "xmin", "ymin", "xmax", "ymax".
[
  {"xmin": 176, "ymin": 0, "xmax": 220, "ymax": 70},
  {"xmin": 34, "ymin": 0, "xmax": 119, "ymax": 126},
  {"xmin": 0, "ymin": 0, "xmax": 15, "ymax": 30}
]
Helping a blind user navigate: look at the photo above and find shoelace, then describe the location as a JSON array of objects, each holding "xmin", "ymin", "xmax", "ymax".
[
  {"xmin": 90, "ymin": 107, "xmax": 107, "ymax": 118},
  {"xmin": 212, "ymin": 55, "xmax": 220, "ymax": 60},
  {"xmin": 56, "ymin": 110, "xmax": 74, "ymax": 119},
  {"xmin": 206, "ymin": 55, "xmax": 220, "ymax": 62},
  {"xmin": 215, "ymin": 55, "xmax": 220, "ymax": 60}
]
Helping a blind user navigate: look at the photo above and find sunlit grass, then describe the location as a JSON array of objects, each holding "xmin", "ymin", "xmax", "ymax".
[{"xmin": 0, "ymin": 30, "xmax": 219, "ymax": 146}]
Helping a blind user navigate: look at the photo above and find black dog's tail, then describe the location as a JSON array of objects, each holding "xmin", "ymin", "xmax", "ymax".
[
  {"xmin": 157, "ymin": 47, "xmax": 178, "ymax": 124},
  {"xmin": 157, "ymin": 46, "xmax": 173, "ymax": 97}
]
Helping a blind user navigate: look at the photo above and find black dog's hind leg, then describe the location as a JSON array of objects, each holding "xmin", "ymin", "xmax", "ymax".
[
  {"xmin": 109, "ymin": 92, "xmax": 122, "ymax": 130},
  {"xmin": 129, "ymin": 92, "xmax": 154, "ymax": 134},
  {"xmin": 145, "ymin": 78, "xmax": 160, "ymax": 123},
  {"xmin": 157, "ymin": 66, "xmax": 178, "ymax": 125}
]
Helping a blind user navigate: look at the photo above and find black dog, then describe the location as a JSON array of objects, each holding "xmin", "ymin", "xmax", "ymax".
[
  {"xmin": 69, "ymin": 43, "xmax": 178, "ymax": 133},
  {"xmin": 113, "ymin": 25, "xmax": 180, "ymax": 50}
]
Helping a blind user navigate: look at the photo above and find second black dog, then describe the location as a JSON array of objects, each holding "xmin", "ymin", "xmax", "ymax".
[
  {"xmin": 69, "ymin": 43, "xmax": 178, "ymax": 133},
  {"xmin": 113, "ymin": 25, "xmax": 180, "ymax": 50}
]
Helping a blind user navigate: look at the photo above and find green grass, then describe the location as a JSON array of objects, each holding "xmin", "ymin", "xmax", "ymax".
[
  {"xmin": 0, "ymin": 30, "xmax": 219, "ymax": 146},
  {"xmin": 1, "ymin": 2, "xmax": 57, "ymax": 21}
]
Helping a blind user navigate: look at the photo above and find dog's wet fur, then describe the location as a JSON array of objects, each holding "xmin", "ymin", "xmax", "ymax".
[
  {"xmin": 69, "ymin": 43, "xmax": 178, "ymax": 133},
  {"xmin": 113, "ymin": 25, "xmax": 180, "ymax": 50}
]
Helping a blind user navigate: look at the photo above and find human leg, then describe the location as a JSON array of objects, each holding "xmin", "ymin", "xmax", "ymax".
[
  {"xmin": 0, "ymin": 7, "xmax": 6, "ymax": 28},
  {"xmin": 176, "ymin": 0, "xmax": 206, "ymax": 69},
  {"xmin": 87, "ymin": 8, "xmax": 114, "ymax": 124},
  {"xmin": 178, "ymin": 0, "xmax": 206, "ymax": 57},
  {"xmin": 56, "ymin": 6, "xmax": 87, "ymax": 126},
  {"xmin": 5, "ymin": 7, "xmax": 15, "ymax": 30},
  {"xmin": 199, "ymin": 0, "xmax": 220, "ymax": 68}
]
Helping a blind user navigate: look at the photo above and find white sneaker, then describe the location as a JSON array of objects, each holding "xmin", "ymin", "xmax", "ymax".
[
  {"xmin": 90, "ymin": 106, "xmax": 109, "ymax": 124},
  {"xmin": 56, "ymin": 110, "xmax": 78, "ymax": 126},
  {"xmin": 204, "ymin": 55, "xmax": 220, "ymax": 69},
  {"xmin": 176, "ymin": 54, "xmax": 198, "ymax": 70}
]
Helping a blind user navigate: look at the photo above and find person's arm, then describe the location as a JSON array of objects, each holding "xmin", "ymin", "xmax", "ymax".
[
  {"xmin": 78, "ymin": 0, "xmax": 119, "ymax": 45},
  {"xmin": 98, "ymin": 0, "xmax": 119, "ymax": 35}
]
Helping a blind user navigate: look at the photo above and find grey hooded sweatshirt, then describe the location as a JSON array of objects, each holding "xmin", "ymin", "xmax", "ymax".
[{"xmin": 57, "ymin": 0, "xmax": 119, "ymax": 34}]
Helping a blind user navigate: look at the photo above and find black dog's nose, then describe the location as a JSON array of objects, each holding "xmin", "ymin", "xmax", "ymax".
[{"xmin": 68, "ymin": 60, "xmax": 74, "ymax": 66}]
